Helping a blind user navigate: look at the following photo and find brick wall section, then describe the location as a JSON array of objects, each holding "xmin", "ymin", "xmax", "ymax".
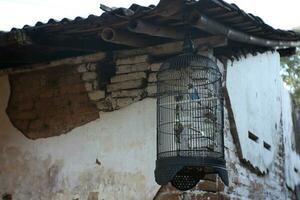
[
  {"xmin": 95, "ymin": 55, "xmax": 160, "ymax": 111},
  {"xmin": 7, "ymin": 64, "xmax": 100, "ymax": 139},
  {"xmin": 6, "ymin": 54, "xmax": 160, "ymax": 139}
]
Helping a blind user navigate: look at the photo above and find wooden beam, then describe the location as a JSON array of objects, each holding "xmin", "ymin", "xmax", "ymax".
[
  {"xmin": 114, "ymin": 35, "xmax": 228, "ymax": 58},
  {"xmin": 0, "ymin": 52, "xmax": 106, "ymax": 76},
  {"xmin": 100, "ymin": 27, "xmax": 152, "ymax": 47},
  {"xmin": 128, "ymin": 20, "xmax": 185, "ymax": 40}
]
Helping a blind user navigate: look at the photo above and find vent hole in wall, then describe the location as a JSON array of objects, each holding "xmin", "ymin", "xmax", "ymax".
[
  {"xmin": 294, "ymin": 167, "xmax": 299, "ymax": 173},
  {"xmin": 263, "ymin": 141, "xmax": 271, "ymax": 151},
  {"xmin": 248, "ymin": 131, "xmax": 259, "ymax": 143}
]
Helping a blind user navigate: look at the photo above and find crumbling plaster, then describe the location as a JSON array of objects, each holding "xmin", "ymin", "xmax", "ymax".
[
  {"xmin": 281, "ymin": 85, "xmax": 300, "ymax": 189},
  {"xmin": 1, "ymin": 50, "xmax": 300, "ymax": 199},
  {"xmin": 226, "ymin": 52, "xmax": 282, "ymax": 173},
  {"xmin": 0, "ymin": 75, "xmax": 159, "ymax": 200},
  {"xmin": 226, "ymin": 51, "xmax": 300, "ymax": 190}
]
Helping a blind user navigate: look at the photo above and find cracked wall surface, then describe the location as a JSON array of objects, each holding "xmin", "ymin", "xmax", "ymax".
[
  {"xmin": 0, "ymin": 74, "xmax": 159, "ymax": 200},
  {"xmin": 226, "ymin": 52, "xmax": 282, "ymax": 173},
  {"xmin": 0, "ymin": 51, "xmax": 299, "ymax": 199}
]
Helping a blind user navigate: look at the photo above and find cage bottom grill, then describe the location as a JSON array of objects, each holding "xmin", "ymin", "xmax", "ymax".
[
  {"xmin": 155, "ymin": 156, "xmax": 228, "ymax": 191},
  {"xmin": 170, "ymin": 167, "xmax": 205, "ymax": 190}
]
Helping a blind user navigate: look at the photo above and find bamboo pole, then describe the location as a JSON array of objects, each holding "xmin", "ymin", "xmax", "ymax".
[
  {"xmin": 189, "ymin": 11, "xmax": 300, "ymax": 48},
  {"xmin": 128, "ymin": 20, "xmax": 185, "ymax": 40},
  {"xmin": 100, "ymin": 27, "xmax": 150, "ymax": 47}
]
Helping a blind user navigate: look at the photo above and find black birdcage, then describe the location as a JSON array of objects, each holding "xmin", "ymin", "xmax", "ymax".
[{"xmin": 154, "ymin": 46, "xmax": 228, "ymax": 190}]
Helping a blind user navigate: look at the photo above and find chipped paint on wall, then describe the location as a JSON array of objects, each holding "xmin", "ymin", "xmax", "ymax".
[
  {"xmin": 0, "ymin": 75, "xmax": 159, "ymax": 200},
  {"xmin": 281, "ymin": 85, "xmax": 300, "ymax": 189},
  {"xmin": 223, "ymin": 105, "xmax": 288, "ymax": 199},
  {"xmin": 226, "ymin": 52, "xmax": 282, "ymax": 173},
  {"xmin": 1, "ymin": 51, "xmax": 300, "ymax": 199}
]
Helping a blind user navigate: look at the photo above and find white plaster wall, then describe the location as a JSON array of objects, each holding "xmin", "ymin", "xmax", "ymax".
[
  {"xmin": 282, "ymin": 85, "xmax": 300, "ymax": 189},
  {"xmin": 226, "ymin": 52, "xmax": 282, "ymax": 172},
  {"xmin": 0, "ymin": 75, "xmax": 159, "ymax": 200}
]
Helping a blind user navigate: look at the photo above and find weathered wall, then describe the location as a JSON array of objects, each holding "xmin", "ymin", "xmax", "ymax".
[
  {"xmin": 0, "ymin": 75, "xmax": 159, "ymax": 200},
  {"xmin": 6, "ymin": 64, "xmax": 101, "ymax": 139},
  {"xmin": 0, "ymin": 51, "xmax": 299, "ymax": 200},
  {"xmin": 6, "ymin": 55, "xmax": 159, "ymax": 139},
  {"xmin": 282, "ymin": 86, "xmax": 300, "ymax": 189},
  {"xmin": 154, "ymin": 52, "xmax": 297, "ymax": 200},
  {"xmin": 293, "ymin": 106, "xmax": 300, "ymax": 155},
  {"xmin": 226, "ymin": 52, "xmax": 282, "ymax": 173}
]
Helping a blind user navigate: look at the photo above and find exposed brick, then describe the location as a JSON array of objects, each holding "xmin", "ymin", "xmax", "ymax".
[
  {"xmin": 71, "ymin": 112, "xmax": 99, "ymax": 126},
  {"xmin": 148, "ymin": 72, "xmax": 157, "ymax": 82},
  {"xmin": 150, "ymin": 63, "xmax": 162, "ymax": 72},
  {"xmin": 107, "ymin": 79, "xmax": 145, "ymax": 92},
  {"xmin": 111, "ymin": 72, "xmax": 147, "ymax": 83},
  {"xmin": 87, "ymin": 192, "xmax": 99, "ymax": 200},
  {"xmin": 8, "ymin": 111, "xmax": 37, "ymax": 120},
  {"xmin": 34, "ymin": 98, "xmax": 54, "ymax": 111},
  {"xmin": 67, "ymin": 93, "xmax": 90, "ymax": 104},
  {"xmin": 116, "ymin": 63, "xmax": 149, "ymax": 74},
  {"xmin": 29, "ymin": 119, "xmax": 46, "ymax": 131},
  {"xmin": 70, "ymin": 102, "xmax": 97, "ymax": 114},
  {"xmin": 39, "ymin": 89, "xmax": 55, "ymax": 98},
  {"xmin": 12, "ymin": 76, "xmax": 41, "ymax": 92},
  {"xmin": 59, "ymin": 73, "xmax": 82, "ymax": 85},
  {"xmin": 197, "ymin": 180, "xmax": 219, "ymax": 192},
  {"xmin": 88, "ymin": 90, "xmax": 105, "ymax": 101},
  {"xmin": 37, "ymin": 106, "xmax": 71, "ymax": 118},
  {"xmin": 203, "ymin": 174, "xmax": 217, "ymax": 182},
  {"xmin": 191, "ymin": 193, "xmax": 229, "ymax": 200},
  {"xmin": 28, "ymin": 115, "xmax": 76, "ymax": 138},
  {"xmin": 13, "ymin": 119, "xmax": 30, "ymax": 131},
  {"xmin": 92, "ymin": 80, "xmax": 99, "ymax": 90},
  {"xmin": 84, "ymin": 82, "xmax": 93, "ymax": 91},
  {"xmin": 217, "ymin": 178, "xmax": 225, "ymax": 192},
  {"xmin": 77, "ymin": 63, "xmax": 87, "ymax": 73},
  {"xmin": 60, "ymin": 83, "xmax": 86, "ymax": 95},
  {"xmin": 115, "ymin": 97, "xmax": 141, "ymax": 109},
  {"xmin": 81, "ymin": 72, "xmax": 97, "ymax": 81},
  {"xmin": 155, "ymin": 193, "xmax": 181, "ymax": 200},
  {"xmin": 10, "ymin": 100, "xmax": 34, "ymax": 111},
  {"xmin": 8, "ymin": 64, "xmax": 100, "ymax": 139},
  {"xmin": 146, "ymin": 83, "xmax": 157, "ymax": 97},
  {"xmin": 86, "ymin": 63, "xmax": 97, "ymax": 71},
  {"xmin": 116, "ymin": 55, "xmax": 149, "ymax": 65},
  {"xmin": 96, "ymin": 100, "xmax": 112, "ymax": 111},
  {"xmin": 111, "ymin": 89, "xmax": 145, "ymax": 98}
]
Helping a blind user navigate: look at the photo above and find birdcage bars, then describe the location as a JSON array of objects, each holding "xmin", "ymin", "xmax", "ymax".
[{"xmin": 155, "ymin": 53, "xmax": 228, "ymax": 191}]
